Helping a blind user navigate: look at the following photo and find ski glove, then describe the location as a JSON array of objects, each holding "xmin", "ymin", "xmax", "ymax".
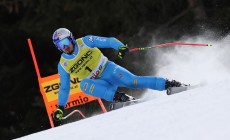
[
  {"xmin": 53, "ymin": 106, "xmax": 64, "ymax": 121},
  {"xmin": 118, "ymin": 45, "xmax": 129, "ymax": 59}
]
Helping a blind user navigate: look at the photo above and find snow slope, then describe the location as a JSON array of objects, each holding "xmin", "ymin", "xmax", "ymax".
[
  {"xmin": 16, "ymin": 35, "xmax": 230, "ymax": 140},
  {"xmin": 15, "ymin": 80, "xmax": 230, "ymax": 140}
]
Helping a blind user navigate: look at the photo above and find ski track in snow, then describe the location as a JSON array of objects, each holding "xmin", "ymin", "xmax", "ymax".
[{"xmin": 15, "ymin": 35, "xmax": 230, "ymax": 140}]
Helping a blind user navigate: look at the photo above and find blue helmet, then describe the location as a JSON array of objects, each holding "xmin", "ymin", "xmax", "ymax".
[{"xmin": 52, "ymin": 28, "xmax": 75, "ymax": 51}]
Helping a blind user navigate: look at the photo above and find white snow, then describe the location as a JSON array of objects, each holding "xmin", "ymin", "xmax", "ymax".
[{"xmin": 16, "ymin": 35, "xmax": 230, "ymax": 140}]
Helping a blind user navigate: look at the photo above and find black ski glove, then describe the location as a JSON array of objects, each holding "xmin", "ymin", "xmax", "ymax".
[
  {"xmin": 53, "ymin": 106, "xmax": 64, "ymax": 121},
  {"xmin": 118, "ymin": 45, "xmax": 129, "ymax": 59}
]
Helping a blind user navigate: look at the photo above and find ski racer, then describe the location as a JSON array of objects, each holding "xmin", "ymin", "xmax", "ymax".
[{"xmin": 52, "ymin": 28, "xmax": 183, "ymax": 121}]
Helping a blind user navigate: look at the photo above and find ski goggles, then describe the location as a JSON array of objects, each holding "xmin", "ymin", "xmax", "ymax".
[{"xmin": 54, "ymin": 37, "xmax": 71, "ymax": 50}]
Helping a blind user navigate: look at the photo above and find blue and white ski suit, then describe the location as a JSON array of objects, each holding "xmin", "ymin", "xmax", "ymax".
[{"xmin": 58, "ymin": 36, "xmax": 166, "ymax": 107}]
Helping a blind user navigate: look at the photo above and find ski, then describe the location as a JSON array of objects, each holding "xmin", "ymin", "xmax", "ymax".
[
  {"xmin": 109, "ymin": 83, "xmax": 203, "ymax": 110},
  {"xmin": 109, "ymin": 98, "xmax": 144, "ymax": 111},
  {"xmin": 166, "ymin": 83, "xmax": 202, "ymax": 95}
]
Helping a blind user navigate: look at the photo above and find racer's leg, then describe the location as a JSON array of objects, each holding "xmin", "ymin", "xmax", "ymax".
[
  {"xmin": 100, "ymin": 61, "xmax": 166, "ymax": 91},
  {"xmin": 80, "ymin": 78, "xmax": 117, "ymax": 102}
]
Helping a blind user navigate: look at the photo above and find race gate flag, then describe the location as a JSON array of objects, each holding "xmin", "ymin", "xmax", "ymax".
[{"xmin": 27, "ymin": 38, "xmax": 107, "ymax": 128}]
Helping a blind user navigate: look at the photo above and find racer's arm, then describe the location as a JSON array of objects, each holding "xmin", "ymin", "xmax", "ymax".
[
  {"xmin": 82, "ymin": 35, "xmax": 124, "ymax": 50},
  {"xmin": 57, "ymin": 63, "xmax": 71, "ymax": 107}
]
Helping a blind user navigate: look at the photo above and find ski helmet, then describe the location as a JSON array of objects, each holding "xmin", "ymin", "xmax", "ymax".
[{"xmin": 52, "ymin": 28, "xmax": 75, "ymax": 51}]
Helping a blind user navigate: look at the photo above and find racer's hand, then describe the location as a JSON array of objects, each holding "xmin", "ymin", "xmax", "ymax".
[
  {"xmin": 53, "ymin": 106, "xmax": 64, "ymax": 121},
  {"xmin": 118, "ymin": 45, "xmax": 129, "ymax": 59}
]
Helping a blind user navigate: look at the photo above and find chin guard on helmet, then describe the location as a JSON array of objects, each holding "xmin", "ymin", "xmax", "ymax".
[{"xmin": 52, "ymin": 28, "xmax": 75, "ymax": 51}]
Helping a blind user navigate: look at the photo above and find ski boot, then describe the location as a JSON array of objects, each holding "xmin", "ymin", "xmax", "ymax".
[
  {"xmin": 165, "ymin": 79, "xmax": 182, "ymax": 89},
  {"xmin": 165, "ymin": 79, "xmax": 189, "ymax": 95},
  {"xmin": 110, "ymin": 91, "xmax": 136, "ymax": 110},
  {"xmin": 113, "ymin": 91, "xmax": 135, "ymax": 102}
]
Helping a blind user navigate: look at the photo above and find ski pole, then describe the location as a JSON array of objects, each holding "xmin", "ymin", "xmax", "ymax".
[
  {"xmin": 62, "ymin": 109, "xmax": 86, "ymax": 120},
  {"xmin": 129, "ymin": 42, "xmax": 212, "ymax": 53}
]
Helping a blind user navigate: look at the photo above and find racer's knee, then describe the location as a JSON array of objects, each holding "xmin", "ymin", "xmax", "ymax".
[
  {"xmin": 80, "ymin": 78, "xmax": 116, "ymax": 101},
  {"xmin": 80, "ymin": 79, "xmax": 91, "ymax": 94},
  {"xmin": 122, "ymin": 75, "xmax": 139, "ymax": 88}
]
